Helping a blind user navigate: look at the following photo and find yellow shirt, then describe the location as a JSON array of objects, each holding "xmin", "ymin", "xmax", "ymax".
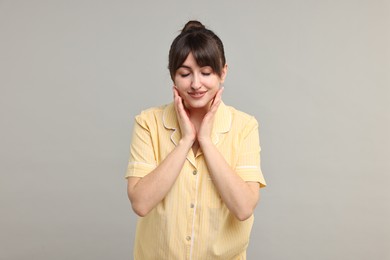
[{"xmin": 126, "ymin": 102, "xmax": 266, "ymax": 260}]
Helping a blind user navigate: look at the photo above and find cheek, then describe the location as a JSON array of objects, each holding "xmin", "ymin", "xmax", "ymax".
[
  {"xmin": 206, "ymin": 80, "xmax": 221, "ymax": 92},
  {"xmin": 174, "ymin": 77, "xmax": 188, "ymax": 88},
  {"xmin": 173, "ymin": 86, "xmax": 188, "ymax": 100},
  {"xmin": 204, "ymin": 76, "xmax": 221, "ymax": 87},
  {"xmin": 208, "ymin": 88, "xmax": 219, "ymax": 98}
]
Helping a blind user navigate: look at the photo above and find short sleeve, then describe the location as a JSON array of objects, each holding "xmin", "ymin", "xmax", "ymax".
[
  {"xmin": 235, "ymin": 117, "xmax": 266, "ymax": 188},
  {"xmin": 125, "ymin": 114, "xmax": 157, "ymax": 178}
]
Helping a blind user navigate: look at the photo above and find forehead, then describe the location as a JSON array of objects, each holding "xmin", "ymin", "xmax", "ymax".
[
  {"xmin": 181, "ymin": 53, "xmax": 197, "ymax": 66},
  {"xmin": 179, "ymin": 53, "xmax": 211, "ymax": 69}
]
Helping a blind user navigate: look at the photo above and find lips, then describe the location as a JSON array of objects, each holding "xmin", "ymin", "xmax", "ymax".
[{"xmin": 188, "ymin": 91, "xmax": 207, "ymax": 99}]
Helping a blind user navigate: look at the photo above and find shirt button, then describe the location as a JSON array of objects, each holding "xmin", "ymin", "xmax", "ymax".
[
  {"xmin": 186, "ymin": 236, "xmax": 191, "ymax": 241},
  {"xmin": 192, "ymin": 170, "xmax": 197, "ymax": 175},
  {"xmin": 190, "ymin": 203, "xmax": 195, "ymax": 208}
]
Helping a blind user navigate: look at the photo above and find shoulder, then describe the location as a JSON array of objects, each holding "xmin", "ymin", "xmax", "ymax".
[
  {"xmin": 134, "ymin": 104, "xmax": 170, "ymax": 129},
  {"xmin": 225, "ymin": 104, "xmax": 259, "ymax": 131},
  {"xmin": 137, "ymin": 104, "xmax": 167, "ymax": 118}
]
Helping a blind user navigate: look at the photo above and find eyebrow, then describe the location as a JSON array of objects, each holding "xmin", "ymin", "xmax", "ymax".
[
  {"xmin": 179, "ymin": 65, "xmax": 212, "ymax": 70},
  {"xmin": 179, "ymin": 65, "xmax": 192, "ymax": 70}
]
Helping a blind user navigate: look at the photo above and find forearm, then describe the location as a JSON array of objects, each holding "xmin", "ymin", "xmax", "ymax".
[
  {"xmin": 128, "ymin": 138, "xmax": 193, "ymax": 216},
  {"xmin": 200, "ymin": 140, "xmax": 259, "ymax": 221}
]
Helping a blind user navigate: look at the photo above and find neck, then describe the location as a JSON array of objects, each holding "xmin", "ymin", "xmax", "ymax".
[
  {"xmin": 187, "ymin": 111, "xmax": 204, "ymax": 130},
  {"xmin": 187, "ymin": 100, "xmax": 213, "ymax": 118}
]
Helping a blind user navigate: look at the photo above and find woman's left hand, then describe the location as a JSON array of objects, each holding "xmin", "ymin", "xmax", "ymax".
[{"xmin": 197, "ymin": 87, "xmax": 224, "ymax": 144}]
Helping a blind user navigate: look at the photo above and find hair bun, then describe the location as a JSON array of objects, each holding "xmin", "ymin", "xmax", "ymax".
[{"xmin": 182, "ymin": 20, "xmax": 205, "ymax": 32}]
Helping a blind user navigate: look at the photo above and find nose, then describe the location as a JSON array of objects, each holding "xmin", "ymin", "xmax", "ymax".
[{"xmin": 191, "ymin": 73, "xmax": 202, "ymax": 90}]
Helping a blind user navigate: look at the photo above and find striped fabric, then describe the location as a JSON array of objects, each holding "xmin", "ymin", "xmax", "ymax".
[{"xmin": 126, "ymin": 101, "xmax": 266, "ymax": 260}]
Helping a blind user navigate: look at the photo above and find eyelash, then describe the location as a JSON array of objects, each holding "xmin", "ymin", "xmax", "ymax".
[{"xmin": 180, "ymin": 72, "xmax": 211, "ymax": 77}]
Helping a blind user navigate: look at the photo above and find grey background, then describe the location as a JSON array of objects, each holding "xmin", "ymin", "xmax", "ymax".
[{"xmin": 1, "ymin": 0, "xmax": 389, "ymax": 259}]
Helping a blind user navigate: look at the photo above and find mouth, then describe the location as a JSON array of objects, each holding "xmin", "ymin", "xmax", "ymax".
[{"xmin": 188, "ymin": 91, "xmax": 207, "ymax": 99}]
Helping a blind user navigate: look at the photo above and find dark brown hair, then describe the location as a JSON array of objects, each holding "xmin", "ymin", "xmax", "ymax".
[{"xmin": 168, "ymin": 20, "xmax": 226, "ymax": 81}]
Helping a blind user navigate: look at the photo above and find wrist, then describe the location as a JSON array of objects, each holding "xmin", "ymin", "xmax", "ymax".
[
  {"xmin": 179, "ymin": 136, "xmax": 195, "ymax": 149},
  {"xmin": 198, "ymin": 137, "xmax": 213, "ymax": 147}
]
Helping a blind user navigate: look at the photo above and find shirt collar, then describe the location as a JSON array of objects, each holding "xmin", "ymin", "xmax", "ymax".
[{"xmin": 163, "ymin": 101, "xmax": 232, "ymax": 146}]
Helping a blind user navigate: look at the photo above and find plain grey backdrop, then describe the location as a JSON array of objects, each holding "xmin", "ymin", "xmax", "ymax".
[{"xmin": 1, "ymin": 0, "xmax": 389, "ymax": 259}]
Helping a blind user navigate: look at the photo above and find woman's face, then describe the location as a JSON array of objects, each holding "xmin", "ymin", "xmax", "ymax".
[{"xmin": 174, "ymin": 52, "xmax": 227, "ymax": 111}]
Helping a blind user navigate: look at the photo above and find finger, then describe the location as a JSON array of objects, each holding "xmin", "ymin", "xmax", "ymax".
[
  {"xmin": 209, "ymin": 89, "xmax": 223, "ymax": 112},
  {"xmin": 174, "ymin": 91, "xmax": 183, "ymax": 114},
  {"xmin": 173, "ymin": 88, "xmax": 186, "ymax": 114},
  {"xmin": 215, "ymin": 86, "xmax": 224, "ymax": 101},
  {"xmin": 173, "ymin": 87, "xmax": 179, "ymax": 99},
  {"xmin": 209, "ymin": 100, "xmax": 221, "ymax": 115},
  {"xmin": 209, "ymin": 87, "xmax": 223, "ymax": 106},
  {"xmin": 174, "ymin": 94, "xmax": 187, "ymax": 119}
]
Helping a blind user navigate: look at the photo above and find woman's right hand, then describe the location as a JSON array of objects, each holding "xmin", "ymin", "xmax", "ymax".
[
  {"xmin": 128, "ymin": 88, "xmax": 197, "ymax": 217},
  {"xmin": 173, "ymin": 87, "xmax": 196, "ymax": 144}
]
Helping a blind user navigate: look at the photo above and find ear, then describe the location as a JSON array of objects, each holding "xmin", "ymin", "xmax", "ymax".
[{"xmin": 220, "ymin": 64, "xmax": 228, "ymax": 84}]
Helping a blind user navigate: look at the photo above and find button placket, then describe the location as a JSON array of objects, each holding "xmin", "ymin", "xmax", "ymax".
[{"xmin": 186, "ymin": 164, "xmax": 199, "ymax": 254}]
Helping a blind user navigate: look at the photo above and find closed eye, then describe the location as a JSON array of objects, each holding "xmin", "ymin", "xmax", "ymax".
[{"xmin": 180, "ymin": 73, "xmax": 190, "ymax": 77}]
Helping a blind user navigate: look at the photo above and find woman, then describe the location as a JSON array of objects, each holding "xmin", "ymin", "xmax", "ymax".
[{"xmin": 126, "ymin": 20, "xmax": 266, "ymax": 260}]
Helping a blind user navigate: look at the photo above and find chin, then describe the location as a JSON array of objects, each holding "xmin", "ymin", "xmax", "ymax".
[{"xmin": 184, "ymin": 99, "xmax": 212, "ymax": 110}]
